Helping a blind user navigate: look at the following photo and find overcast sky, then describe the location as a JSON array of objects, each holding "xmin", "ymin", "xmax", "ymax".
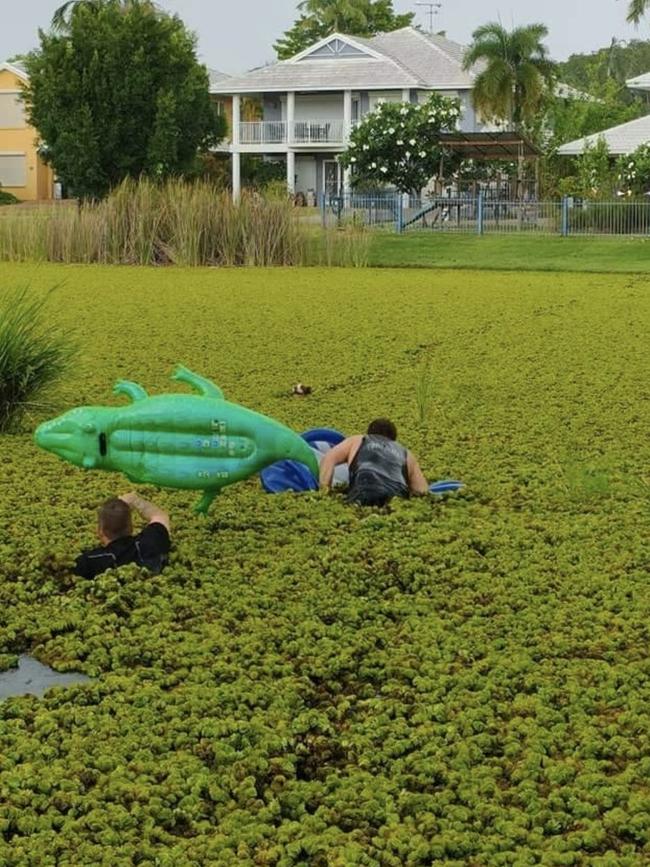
[{"xmin": 1, "ymin": 0, "xmax": 645, "ymax": 73}]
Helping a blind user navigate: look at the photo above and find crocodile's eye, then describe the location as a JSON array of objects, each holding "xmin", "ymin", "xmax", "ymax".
[
  {"xmin": 83, "ymin": 422, "xmax": 96, "ymax": 434},
  {"xmin": 99, "ymin": 433, "xmax": 107, "ymax": 456}
]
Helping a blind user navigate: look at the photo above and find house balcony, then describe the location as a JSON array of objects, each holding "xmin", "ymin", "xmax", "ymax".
[{"xmin": 238, "ymin": 120, "xmax": 350, "ymax": 148}]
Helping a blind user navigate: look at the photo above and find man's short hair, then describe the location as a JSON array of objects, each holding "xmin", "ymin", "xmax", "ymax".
[
  {"xmin": 367, "ymin": 418, "xmax": 397, "ymax": 440},
  {"xmin": 98, "ymin": 498, "xmax": 132, "ymax": 541}
]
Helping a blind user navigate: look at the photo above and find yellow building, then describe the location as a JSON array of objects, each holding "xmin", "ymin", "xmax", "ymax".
[{"xmin": 0, "ymin": 61, "xmax": 54, "ymax": 202}]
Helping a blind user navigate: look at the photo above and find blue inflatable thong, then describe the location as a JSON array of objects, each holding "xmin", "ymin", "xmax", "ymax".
[{"xmin": 261, "ymin": 428, "xmax": 345, "ymax": 493}]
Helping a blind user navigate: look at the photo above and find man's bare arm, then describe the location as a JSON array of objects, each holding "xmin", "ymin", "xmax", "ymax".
[
  {"xmin": 319, "ymin": 437, "xmax": 360, "ymax": 489},
  {"xmin": 120, "ymin": 492, "xmax": 171, "ymax": 532},
  {"xmin": 407, "ymin": 453, "xmax": 429, "ymax": 496}
]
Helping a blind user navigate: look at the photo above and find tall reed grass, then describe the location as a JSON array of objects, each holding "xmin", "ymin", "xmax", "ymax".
[
  {"xmin": 0, "ymin": 178, "xmax": 369, "ymax": 268},
  {"xmin": 0, "ymin": 287, "xmax": 77, "ymax": 431}
]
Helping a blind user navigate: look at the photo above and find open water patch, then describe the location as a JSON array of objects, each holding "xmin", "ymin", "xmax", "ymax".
[{"xmin": 0, "ymin": 655, "xmax": 92, "ymax": 699}]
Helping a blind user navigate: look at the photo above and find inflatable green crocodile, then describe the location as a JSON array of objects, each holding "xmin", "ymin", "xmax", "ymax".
[{"xmin": 34, "ymin": 365, "xmax": 319, "ymax": 513}]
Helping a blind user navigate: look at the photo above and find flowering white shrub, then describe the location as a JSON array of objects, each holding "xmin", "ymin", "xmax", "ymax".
[
  {"xmin": 616, "ymin": 144, "xmax": 650, "ymax": 197},
  {"xmin": 340, "ymin": 94, "xmax": 461, "ymax": 195}
]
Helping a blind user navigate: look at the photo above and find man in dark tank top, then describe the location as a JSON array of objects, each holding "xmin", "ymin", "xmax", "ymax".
[{"xmin": 319, "ymin": 418, "xmax": 429, "ymax": 507}]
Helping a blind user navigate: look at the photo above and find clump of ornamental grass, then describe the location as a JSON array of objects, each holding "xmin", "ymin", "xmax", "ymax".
[
  {"xmin": 0, "ymin": 287, "xmax": 76, "ymax": 431},
  {"xmin": 0, "ymin": 178, "xmax": 371, "ymax": 267}
]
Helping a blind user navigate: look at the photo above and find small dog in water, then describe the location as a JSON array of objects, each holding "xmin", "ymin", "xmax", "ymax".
[{"xmin": 292, "ymin": 383, "xmax": 312, "ymax": 396}]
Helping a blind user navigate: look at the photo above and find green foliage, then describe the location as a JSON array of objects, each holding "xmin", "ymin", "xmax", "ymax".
[
  {"xmin": 0, "ymin": 187, "xmax": 20, "ymax": 205},
  {"xmin": 547, "ymin": 79, "xmax": 643, "ymax": 152},
  {"xmin": 274, "ymin": 0, "xmax": 414, "ymax": 60},
  {"xmin": 616, "ymin": 143, "xmax": 650, "ymax": 196},
  {"xmin": 339, "ymin": 94, "xmax": 461, "ymax": 195},
  {"xmin": 558, "ymin": 39, "xmax": 650, "ymax": 96},
  {"xmin": 0, "ymin": 287, "xmax": 76, "ymax": 432},
  {"xmin": 0, "ymin": 264, "xmax": 649, "ymax": 863},
  {"xmin": 557, "ymin": 138, "xmax": 615, "ymax": 200},
  {"xmin": 242, "ymin": 156, "xmax": 287, "ymax": 191},
  {"xmin": 24, "ymin": 0, "xmax": 225, "ymax": 200},
  {"xmin": 463, "ymin": 22, "xmax": 556, "ymax": 131},
  {"xmin": 542, "ymin": 68, "xmax": 644, "ymax": 199}
]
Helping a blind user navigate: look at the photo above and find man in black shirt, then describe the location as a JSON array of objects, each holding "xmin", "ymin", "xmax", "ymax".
[
  {"xmin": 75, "ymin": 492, "xmax": 171, "ymax": 579},
  {"xmin": 319, "ymin": 418, "xmax": 429, "ymax": 507}
]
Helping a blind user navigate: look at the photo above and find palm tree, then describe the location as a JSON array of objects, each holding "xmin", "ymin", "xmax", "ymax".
[
  {"xmin": 298, "ymin": 0, "xmax": 368, "ymax": 34},
  {"xmin": 462, "ymin": 22, "xmax": 555, "ymax": 130},
  {"xmin": 52, "ymin": 0, "xmax": 154, "ymax": 32},
  {"xmin": 627, "ymin": 0, "xmax": 648, "ymax": 23}
]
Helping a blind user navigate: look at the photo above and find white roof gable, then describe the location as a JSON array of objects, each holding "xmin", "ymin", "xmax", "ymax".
[
  {"xmin": 557, "ymin": 113, "xmax": 650, "ymax": 156},
  {"xmin": 291, "ymin": 33, "xmax": 384, "ymax": 63},
  {"xmin": 210, "ymin": 26, "xmax": 479, "ymax": 95}
]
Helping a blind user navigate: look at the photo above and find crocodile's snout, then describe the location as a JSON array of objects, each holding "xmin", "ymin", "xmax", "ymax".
[{"xmin": 35, "ymin": 410, "xmax": 102, "ymax": 468}]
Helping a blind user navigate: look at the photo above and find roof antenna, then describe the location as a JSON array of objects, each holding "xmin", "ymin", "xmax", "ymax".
[{"xmin": 415, "ymin": 2, "xmax": 442, "ymax": 34}]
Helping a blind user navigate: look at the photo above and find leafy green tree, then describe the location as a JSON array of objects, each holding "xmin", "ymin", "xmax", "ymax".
[
  {"xmin": 558, "ymin": 38, "xmax": 650, "ymax": 99},
  {"xmin": 462, "ymin": 22, "xmax": 556, "ymax": 131},
  {"xmin": 25, "ymin": 0, "xmax": 225, "ymax": 199},
  {"xmin": 339, "ymin": 94, "xmax": 460, "ymax": 195},
  {"xmin": 547, "ymin": 73, "xmax": 643, "ymax": 148},
  {"xmin": 275, "ymin": 0, "xmax": 414, "ymax": 60}
]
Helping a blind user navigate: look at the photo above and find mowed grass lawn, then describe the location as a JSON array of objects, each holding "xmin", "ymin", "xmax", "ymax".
[
  {"xmin": 1, "ymin": 263, "xmax": 649, "ymax": 866},
  {"xmin": 368, "ymin": 233, "xmax": 650, "ymax": 273}
]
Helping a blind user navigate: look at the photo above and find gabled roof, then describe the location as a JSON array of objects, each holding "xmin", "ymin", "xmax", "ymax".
[
  {"xmin": 210, "ymin": 27, "xmax": 481, "ymax": 95},
  {"xmin": 1, "ymin": 61, "xmax": 29, "ymax": 81},
  {"xmin": 361, "ymin": 29, "xmax": 479, "ymax": 89},
  {"xmin": 208, "ymin": 68, "xmax": 230, "ymax": 87},
  {"xmin": 557, "ymin": 113, "xmax": 650, "ymax": 156},
  {"xmin": 626, "ymin": 72, "xmax": 650, "ymax": 93}
]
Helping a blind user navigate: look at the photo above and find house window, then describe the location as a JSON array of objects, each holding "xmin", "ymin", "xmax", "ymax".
[
  {"xmin": 214, "ymin": 100, "xmax": 225, "ymax": 116},
  {"xmin": 0, "ymin": 153, "xmax": 27, "ymax": 187},
  {"xmin": 0, "ymin": 92, "xmax": 26, "ymax": 128}
]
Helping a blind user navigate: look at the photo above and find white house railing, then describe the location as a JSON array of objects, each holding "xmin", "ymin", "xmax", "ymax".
[
  {"xmin": 239, "ymin": 121, "xmax": 286, "ymax": 145},
  {"xmin": 238, "ymin": 120, "xmax": 349, "ymax": 146}
]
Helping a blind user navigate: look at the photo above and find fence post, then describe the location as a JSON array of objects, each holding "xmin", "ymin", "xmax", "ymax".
[
  {"xmin": 396, "ymin": 193, "xmax": 404, "ymax": 234},
  {"xmin": 561, "ymin": 196, "xmax": 569, "ymax": 237},
  {"xmin": 477, "ymin": 190, "xmax": 484, "ymax": 236},
  {"xmin": 320, "ymin": 192, "xmax": 326, "ymax": 229}
]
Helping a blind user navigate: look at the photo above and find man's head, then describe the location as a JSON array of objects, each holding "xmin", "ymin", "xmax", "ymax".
[
  {"xmin": 367, "ymin": 418, "xmax": 397, "ymax": 441},
  {"xmin": 97, "ymin": 497, "xmax": 132, "ymax": 545}
]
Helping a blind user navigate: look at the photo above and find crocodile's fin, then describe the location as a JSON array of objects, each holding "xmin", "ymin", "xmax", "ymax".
[
  {"xmin": 195, "ymin": 490, "xmax": 218, "ymax": 515},
  {"xmin": 114, "ymin": 380, "xmax": 149, "ymax": 402},
  {"xmin": 173, "ymin": 364, "xmax": 224, "ymax": 400}
]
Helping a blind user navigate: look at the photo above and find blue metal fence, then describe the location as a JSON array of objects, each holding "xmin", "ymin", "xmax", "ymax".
[{"xmin": 320, "ymin": 192, "xmax": 650, "ymax": 236}]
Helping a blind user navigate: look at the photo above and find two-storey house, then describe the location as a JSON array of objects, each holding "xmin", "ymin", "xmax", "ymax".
[{"xmin": 211, "ymin": 26, "xmax": 490, "ymax": 200}]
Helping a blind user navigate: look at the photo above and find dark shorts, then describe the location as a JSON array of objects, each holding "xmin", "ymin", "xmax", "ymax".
[{"xmin": 347, "ymin": 473, "xmax": 408, "ymax": 507}]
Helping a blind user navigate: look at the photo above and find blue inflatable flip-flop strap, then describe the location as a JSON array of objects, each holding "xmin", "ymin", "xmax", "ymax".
[{"xmin": 429, "ymin": 480, "xmax": 464, "ymax": 494}]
